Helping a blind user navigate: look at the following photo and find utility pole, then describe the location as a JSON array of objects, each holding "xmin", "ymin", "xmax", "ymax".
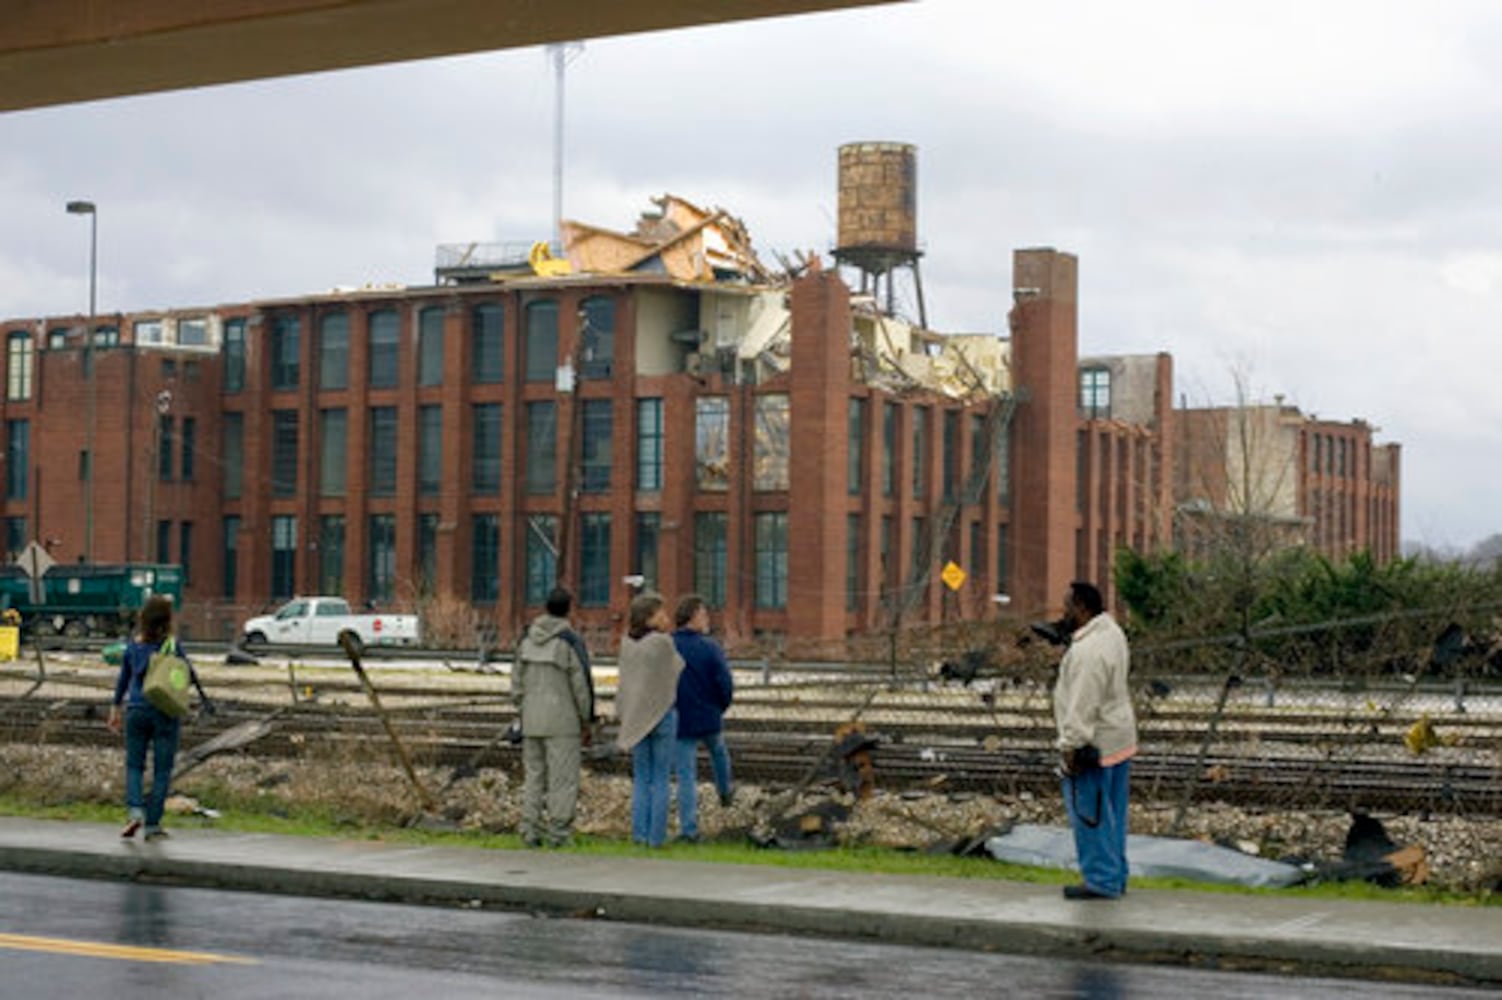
[{"xmin": 554, "ymin": 311, "xmax": 590, "ymax": 588}]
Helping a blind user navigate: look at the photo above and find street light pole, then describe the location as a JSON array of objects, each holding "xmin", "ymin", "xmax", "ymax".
[{"xmin": 66, "ymin": 200, "xmax": 96, "ymax": 563}]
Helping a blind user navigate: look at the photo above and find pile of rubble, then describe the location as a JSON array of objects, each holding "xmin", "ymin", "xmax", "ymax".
[{"xmin": 3, "ymin": 743, "xmax": 1499, "ymax": 892}]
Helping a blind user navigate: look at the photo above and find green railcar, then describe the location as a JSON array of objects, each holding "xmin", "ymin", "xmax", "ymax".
[{"xmin": 0, "ymin": 563, "xmax": 184, "ymax": 638}]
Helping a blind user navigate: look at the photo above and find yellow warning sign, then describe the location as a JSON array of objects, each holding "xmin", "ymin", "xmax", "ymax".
[{"xmin": 941, "ymin": 561, "xmax": 967, "ymax": 591}]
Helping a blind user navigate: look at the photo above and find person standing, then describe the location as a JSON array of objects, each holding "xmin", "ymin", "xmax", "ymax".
[
  {"xmin": 615, "ymin": 592, "xmax": 683, "ymax": 848},
  {"xmin": 107, "ymin": 595, "xmax": 188, "ymax": 842},
  {"xmin": 672, "ymin": 594, "xmax": 734, "ymax": 841},
  {"xmin": 513, "ymin": 587, "xmax": 593, "ymax": 848},
  {"xmin": 1053, "ymin": 580, "xmax": 1137, "ymax": 900}
]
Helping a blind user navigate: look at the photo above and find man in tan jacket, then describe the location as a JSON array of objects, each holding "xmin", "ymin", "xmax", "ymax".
[
  {"xmin": 1053, "ymin": 580, "xmax": 1137, "ymax": 900},
  {"xmin": 514, "ymin": 587, "xmax": 593, "ymax": 848}
]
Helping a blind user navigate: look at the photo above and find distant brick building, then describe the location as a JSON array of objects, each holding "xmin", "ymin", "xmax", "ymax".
[{"xmin": 1174, "ymin": 405, "xmax": 1401, "ymax": 565}]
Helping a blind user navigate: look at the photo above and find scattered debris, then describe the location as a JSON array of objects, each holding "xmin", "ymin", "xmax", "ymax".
[
  {"xmin": 1320, "ymin": 812, "xmax": 1430, "ymax": 887},
  {"xmin": 173, "ymin": 710, "xmax": 285, "ymax": 781}
]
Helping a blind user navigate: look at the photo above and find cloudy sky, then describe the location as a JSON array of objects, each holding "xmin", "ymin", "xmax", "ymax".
[{"xmin": 2, "ymin": 0, "xmax": 1498, "ymax": 550}]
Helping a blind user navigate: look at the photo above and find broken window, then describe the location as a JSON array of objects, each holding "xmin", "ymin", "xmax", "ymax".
[
  {"xmin": 580, "ymin": 295, "xmax": 615, "ymax": 380},
  {"xmin": 753, "ymin": 394, "xmax": 789, "ymax": 492},
  {"xmin": 696, "ymin": 396, "xmax": 731, "ymax": 491}
]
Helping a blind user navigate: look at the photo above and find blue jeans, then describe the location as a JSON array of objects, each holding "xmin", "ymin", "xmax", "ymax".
[
  {"xmin": 675, "ymin": 732, "xmax": 732, "ymax": 839},
  {"xmin": 631, "ymin": 708, "xmax": 677, "ymax": 847},
  {"xmin": 1062, "ymin": 759, "xmax": 1131, "ymax": 897},
  {"xmin": 125, "ymin": 704, "xmax": 181, "ymax": 829}
]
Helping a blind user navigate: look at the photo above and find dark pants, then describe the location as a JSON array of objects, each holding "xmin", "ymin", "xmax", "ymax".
[
  {"xmin": 1063, "ymin": 759, "xmax": 1131, "ymax": 897},
  {"xmin": 125, "ymin": 704, "xmax": 181, "ymax": 829}
]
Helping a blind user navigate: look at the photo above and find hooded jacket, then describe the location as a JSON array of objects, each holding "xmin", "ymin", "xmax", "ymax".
[
  {"xmin": 513, "ymin": 614, "xmax": 592, "ymax": 738},
  {"xmin": 1053, "ymin": 612, "xmax": 1138, "ymax": 762}
]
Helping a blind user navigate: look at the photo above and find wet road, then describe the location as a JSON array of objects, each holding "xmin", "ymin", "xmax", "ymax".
[{"xmin": 0, "ymin": 872, "xmax": 1488, "ymax": 998}]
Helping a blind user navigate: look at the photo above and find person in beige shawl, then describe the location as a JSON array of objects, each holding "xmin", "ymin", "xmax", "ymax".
[{"xmin": 616, "ymin": 592, "xmax": 684, "ymax": 847}]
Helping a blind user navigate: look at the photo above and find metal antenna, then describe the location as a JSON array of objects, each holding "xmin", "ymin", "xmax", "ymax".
[{"xmin": 548, "ymin": 42, "xmax": 585, "ymax": 251}]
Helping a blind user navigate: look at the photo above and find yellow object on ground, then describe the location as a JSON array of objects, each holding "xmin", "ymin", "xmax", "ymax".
[{"xmin": 0, "ymin": 625, "xmax": 18, "ymax": 661}]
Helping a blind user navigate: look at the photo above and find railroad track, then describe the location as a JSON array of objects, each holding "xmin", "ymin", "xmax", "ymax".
[{"xmin": 4, "ymin": 690, "xmax": 1498, "ymax": 815}]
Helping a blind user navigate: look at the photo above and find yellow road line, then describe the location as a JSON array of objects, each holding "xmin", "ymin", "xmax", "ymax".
[{"xmin": 0, "ymin": 932, "xmax": 256, "ymax": 965}]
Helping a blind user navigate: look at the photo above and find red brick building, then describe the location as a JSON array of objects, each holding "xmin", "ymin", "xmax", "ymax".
[{"xmin": 0, "ymin": 243, "xmax": 1370, "ymax": 649}]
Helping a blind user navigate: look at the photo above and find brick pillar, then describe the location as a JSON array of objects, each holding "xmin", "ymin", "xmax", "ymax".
[
  {"xmin": 787, "ymin": 272, "xmax": 851, "ymax": 643},
  {"xmin": 1010, "ymin": 248, "xmax": 1079, "ymax": 619},
  {"xmin": 437, "ymin": 298, "xmax": 465, "ymax": 600}
]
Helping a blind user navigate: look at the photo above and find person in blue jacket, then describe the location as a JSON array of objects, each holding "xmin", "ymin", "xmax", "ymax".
[
  {"xmin": 107, "ymin": 595, "xmax": 188, "ymax": 841},
  {"xmin": 671, "ymin": 594, "xmax": 734, "ymax": 841}
]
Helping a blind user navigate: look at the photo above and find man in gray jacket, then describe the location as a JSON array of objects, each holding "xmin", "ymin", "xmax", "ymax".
[
  {"xmin": 1053, "ymin": 580, "xmax": 1137, "ymax": 900},
  {"xmin": 513, "ymin": 587, "xmax": 593, "ymax": 847}
]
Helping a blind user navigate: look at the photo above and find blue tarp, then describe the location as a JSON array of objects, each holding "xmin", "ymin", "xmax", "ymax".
[{"xmin": 985, "ymin": 823, "xmax": 1306, "ymax": 889}]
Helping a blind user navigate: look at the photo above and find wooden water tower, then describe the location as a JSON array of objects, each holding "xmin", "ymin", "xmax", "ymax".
[{"xmin": 832, "ymin": 141, "xmax": 927, "ymax": 328}]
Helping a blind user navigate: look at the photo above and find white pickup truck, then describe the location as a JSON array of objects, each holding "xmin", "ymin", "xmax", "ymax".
[{"xmin": 241, "ymin": 597, "xmax": 421, "ymax": 654}]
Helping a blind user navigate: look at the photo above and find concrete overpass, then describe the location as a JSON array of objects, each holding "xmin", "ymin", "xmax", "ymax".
[{"xmin": 0, "ymin": 0, "xmax": 898, "ymax": 112}]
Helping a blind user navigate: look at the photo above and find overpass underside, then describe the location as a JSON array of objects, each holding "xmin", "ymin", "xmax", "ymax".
[{"xmin": 0, "ymin": 0, "xmax": 897, "ymax": 112}]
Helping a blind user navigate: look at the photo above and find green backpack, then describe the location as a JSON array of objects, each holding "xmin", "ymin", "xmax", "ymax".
[{"xmin": 143, "ymin": 637, "xmax": 193, "ymax": 719}]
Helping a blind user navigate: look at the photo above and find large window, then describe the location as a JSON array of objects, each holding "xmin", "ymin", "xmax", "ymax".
[
  {"xmin": 223, "ymin": 319, "xmax": 245, "ymax": 393},
  {"xmin": 968, "ymin": 415, "xmax": 986, "ymax": 502},
  {"xmin": 996, "ymin": 523, "xmax": 1008, "ymax": 593},
  {"xmin": 753, "ymin": 394, "xmax": 790, "ymax": 491},
  {"xmin": 418, "ymin": 405, "xmax": 442, "ymax": 495},
  {"xmin": 158, "ymin": 416, "xmax": 175, "ymax": 481},
  {"xmin": 943, "ymin": 410, "xmax": 960, "ymax": 501},
  {"xmin": 524, "ymin": 515, "xmax": 558, "ymax": 605},
  {"xmin": 472, "ymin": 403, "xmax": 502, "ymax": 494},
  {"xmin": 882, "ymin": 403, "xmax": 897, "ymax": 497},
  {"xmin": 179, "ymin": 522, "xmax": 193, "ymax": 585},
  {"xmin": 222, "ymin": 516, "xmax": 239, "ymax": 599},
  {"xmin": 271, "ymin": 515, "xmax": 297, "ymax": 599},
  {"xmin": 847, "ymin": 514, "xmax": 861, "ymax": 613},
  {"xmin": 694, "ymin": 512, "xmax": 728, "ymax": 609},
  {"xmin": 634, "ymin": 512, "xmax": 660, "ymax": 591},
  {"xmin": 368, "ymin": 310, "xmax": 399, "ymax": 388},
  {"xmin": 581, "ymin": 399, "xmax": 612, "ymax": 493},
  {"xmin": 524, "ymin": 300, "xmax": 558, "ymax": 383},
  {"xmin": 1080, "ymin": 367, "xmax": 1111, "ymax": 419},
  {"xmin": 181, "ymin": 417, "xmax": 196, "ymax": 481},
  {"xmin": 912, "ymin": 407, "xmax": 928, "ymax": 500},
  {"xmin": 525, "ymin": 401, "xmax": 557, "ymax": 494},
  {"xmin": 848, "ymin": 398, "xmax": 865, "ymax": 495},
  {"xmin": 5, "ymin": 420, "xmax": 27, "ymax": 500},
  {"xmin": 271, "ymin": 410, "xmax": 298, "ymax": 497},
  {"xmin": 3, "ymin": 518, "xmax": 25, "ymax": 560},
  {"xmin": 418, "ymin": 513, "xmax": 439, "ymax": 590},
  {"xmin": 754, "ymin": 512, "xmax": 789, "ymax": 609},
  {"xmin": 696, "ymin": 397, "xmax": 730, "ymax": 491},
  {"xmin": 271, "ymin": 314, "xmax": 300, "ymax": 391},
  {"xmin": 319, "ymin": 409, "xmax": 347, "ymax": 496},
  {"xmin": 580, "ymin": 513, "xmax": 611, "ymax": 607},
  {"xmin": 222, "ymin": 413, "xmax": 243, "ymax": 499},
  {"xmin": 368, "ymin": 514, "xmax": 396, "ymax": 603},
  {"xmin": 579, "ymin": 295, "xmax": 615, "ymax": 380},
  {"xmin": 418, "ymin": 307, "xmax": 445, "ymax": 387},
  {"xmin": 155, "ymin": 520, "xmax": 171, "ymax": 564},
  {"xmin": 369, "ymin": 407, "xmax": 397, "ymax": 496},
  {"xmin": 471, "ymin": 514, "xmax": 500, "ymax": 603},
  {"xmin": 636, "ymin": 398, "xmax": 663, "ymax": 491},
  {"xmin": 7, "ymin": 332, "xmax": 32, "ymax": 401},
  {"xmin": 318, "ymin": 312, "xmax": 349, "ymax": 391},
  {"xmin": 472, "ymin": 303, "xmax": 504, "ymax": 384},
  {"xmin": 911, "ymin": 517, "xmax": 926, "ymax": 583},
  {"xmin": 996, "ymin": 426, "xmax": 1011, "ymax": 504},
  {"xmin": 319, "ymin": 515, "xmax": 345, "ymax": 596}
]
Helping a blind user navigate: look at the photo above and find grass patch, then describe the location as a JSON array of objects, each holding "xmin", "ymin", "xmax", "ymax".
[{"xmin": 1, "ymin": 791, "xmax": 1495, "ymax": 906}]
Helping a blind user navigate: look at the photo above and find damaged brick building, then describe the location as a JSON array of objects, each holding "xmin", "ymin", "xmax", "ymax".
[{"xmin": 0, "ymin": 145, "xmax": 1397, "ymax": 648}]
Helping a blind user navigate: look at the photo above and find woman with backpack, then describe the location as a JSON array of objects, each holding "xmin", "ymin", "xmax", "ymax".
[{"xmin": 107, "ymin": 595, "xmax": 190, "ymax": 841}]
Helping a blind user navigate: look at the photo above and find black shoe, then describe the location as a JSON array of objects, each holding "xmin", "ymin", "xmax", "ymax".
[
  {"xmin": 718, "ymin": 789, "xmax": 735, "ymax": 809},
  {"xmin": 1062, "ymin": 884, "xmax": 1117, "ymax": 901}
]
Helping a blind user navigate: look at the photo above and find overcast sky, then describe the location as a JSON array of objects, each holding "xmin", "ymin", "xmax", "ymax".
[{"xmin": 2, "ymin": 0, "xmax": 1498, "ymax": 550}]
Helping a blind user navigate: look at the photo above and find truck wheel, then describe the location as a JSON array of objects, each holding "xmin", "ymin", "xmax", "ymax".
[
  {"xmin": 62, "ymin": 619, "xmax": 89, "ymax": 641},
  {"xmin": 243, "ymin": 630, "xmax": 268, "ymax": 651}
]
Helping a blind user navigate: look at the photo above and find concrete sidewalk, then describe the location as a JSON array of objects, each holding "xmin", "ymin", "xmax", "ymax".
[{"xmin": 0, "ymin": 816, "xmax": 1498, "ymax": 985}]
